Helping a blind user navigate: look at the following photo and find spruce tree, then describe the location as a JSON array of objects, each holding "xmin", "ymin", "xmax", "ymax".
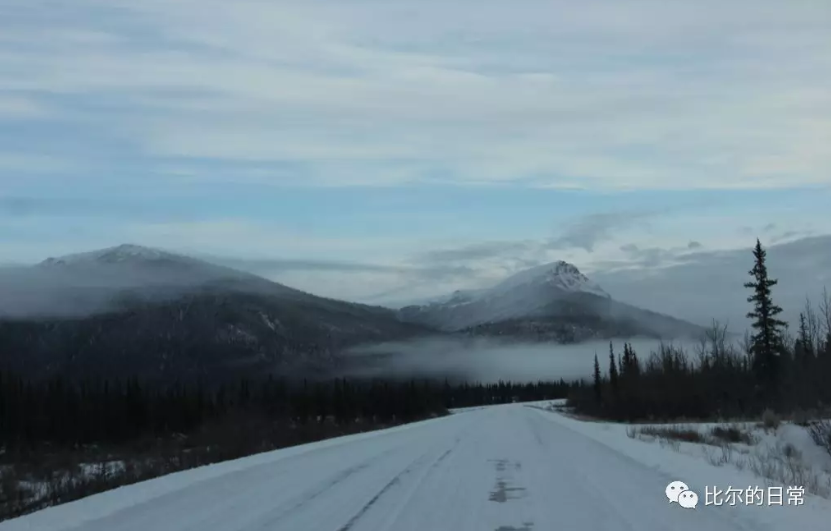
[
  {"xmin": 628, "ymin": 343, "xmax": 641, "ymax": 378},
  {"xmin": 621, "ymin": 345, "xmax": 631, "ymax": 379},
  {"xmin": 744, "ymin": 239, "xmax": 787, "ymax": 403},
  {"xmin": 608, "ymin": 343, "xmax": 619, "ymax": 400},
  {"xmin": 592, "ymin": 354, "xmax": 602, "ymax": 405}
]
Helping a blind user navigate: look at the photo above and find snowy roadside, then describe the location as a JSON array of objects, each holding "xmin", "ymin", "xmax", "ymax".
[
  {"xmin": 535, "ymin": 401, "xmax": 831, "ymax": 528},
  {"xmin": 5, "ymin": 461, "xmax": 129, "ymax": 508},
  {"xmin": 627, "ymin": 421, "xmax": 831, "ymax": 496},
  {"xmin": 0, "ymin": 414, "xmax": 459, "ymax": 530}
]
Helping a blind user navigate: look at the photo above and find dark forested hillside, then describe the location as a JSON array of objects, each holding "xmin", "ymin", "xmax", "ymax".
[
  {"xmin": 0, "ymin": 287, "xmax": 433, "ymax": 384},
  {"xmin": 0, "ymin": 246, "xmax": 706, "ymax": 384}
]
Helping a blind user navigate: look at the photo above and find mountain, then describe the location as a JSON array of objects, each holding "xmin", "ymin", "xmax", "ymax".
[
  {"xmin": 0, "ymin": 245, "xmax": 432, "ymax": 382},
  {"xmin": 0, "ymin": 246, "xmax": 704, "ymax": 383},
  {"xmin": 41, "ymin": 243, "xmax": 199, "ymax": 267},
  {"xmin": 397, "ymin": 261, "xmax": 702, "ymax": 342}
]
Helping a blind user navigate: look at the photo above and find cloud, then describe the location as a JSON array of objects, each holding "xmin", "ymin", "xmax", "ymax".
[
  {"xmin": 617, "ymin": 246, "xmax": 679, "ymax": 268},
  {"xmin": 547, "ymin": 211, "xmax": 658, "ymax": 252},
  {"xmin": 5, "ymin": 0, "xmax": 831, "ymax": 322},
  {"xmin": 359, "ymin": 196, "xmax": 830, "ymax": 308},
  {"xmin": 615, "ymin": 239, "xmax": 712, "ymax": 267},
  {"xmin": 770, "ymin": 229, "xmax": 813, "ymax": 244},
  {"xmin": 121, "ymin": 220, "xmax": 407, "ymax": 258},
  {"xmin": 2, "ymin": 196, "xmax": 829, "ymax": 331},
  {"xmin": 592, "ymin": 235, "xmax": 831, "ymax": 330},
  {"xmin": 413, "ymin": 210, "xmax": 660, "ymax": 273},
  {"xmin": 415, "ymin": 240, "xmax": 539, "ymax": 264},
  {"xmin": 0, "ymin": 154, "xmax": 78, "ymax": 174},
  {"xmin": 2, "ymin": 0, "xmax": 830, "ymax": 189},
  {"xmin": 4, "ymin": 190, "xmax": 824, "ymax": 311},
  {"xmin": 0, "ymin": 196, "xmax": 98, "ymax": 217},
  {"xmin": 0, "ymin": 197, "xmax": 41, "ymax": 216},
  {"xmin": 738, "ymin": 223, "xmax": 814, "ymax": 242},
  {"xmin": 0, "ymin": 95, "xmax": 50, "ymax": 118},
  {"xmin": 209, "ymin": 256, "xmax": 474, "ymax": 282}
]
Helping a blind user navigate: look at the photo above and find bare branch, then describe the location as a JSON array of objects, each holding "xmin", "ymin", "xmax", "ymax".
[
  {"xmin": 820, "ymin": 286, "xmax": 831, "ymax": 338},
  {"xmin": 803, "ymin": 296, "xmax": 821, "ymax": 354}
]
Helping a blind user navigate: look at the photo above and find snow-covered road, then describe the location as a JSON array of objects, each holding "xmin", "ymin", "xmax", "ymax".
[{"xmin": 5, "ymin": 404, "xmax": 830, "ymax": 531}]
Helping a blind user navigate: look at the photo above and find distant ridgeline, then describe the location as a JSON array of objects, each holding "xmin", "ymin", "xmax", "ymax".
[{"xmin": 0, "ymin": 245, "xmax": 700, "ymax": 384}]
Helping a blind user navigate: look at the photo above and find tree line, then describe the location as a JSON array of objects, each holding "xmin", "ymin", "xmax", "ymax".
[
  {"xmin": 571, "ymin": 239, "xmax": 831, "ymax": 421},
  {"xmin": 0, "ymin": 373, "xmax": 574, "ymax": 452},
  {"xmin": 0, "ymin": 374, "xmax": 574, "ymax": 520}
]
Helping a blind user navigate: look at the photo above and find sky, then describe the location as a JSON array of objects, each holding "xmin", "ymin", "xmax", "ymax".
[{"xmin": 1, "ymin": 0, "xmax": 830, "ymax": 316}]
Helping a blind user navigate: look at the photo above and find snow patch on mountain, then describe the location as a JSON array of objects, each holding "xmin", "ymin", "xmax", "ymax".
[
  {"xmin": 15, "ymin": 244, "xmax": 261, "ymax": 313},
  {"xmin": 40, "ymin": 244, "xmax": 196, "ymax": 267},
  {"xmin": 397, "ymin": 260, "xmax": 619, "ymax": 332},
  {"xmin": 417, "ymin": 261, "xmax": 607, "ymax": 310},
  {"xmin": 434, "ymin": 289, "xmax": 486, "ymax": 307},
  {"xmin": 489, "ymin": 261, "xmax": 610, "ymax": 299}
]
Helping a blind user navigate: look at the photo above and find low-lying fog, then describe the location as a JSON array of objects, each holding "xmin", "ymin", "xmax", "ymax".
[{"xmin": 339, "ymin": 335, "xmax": 730, "ymax": 384}]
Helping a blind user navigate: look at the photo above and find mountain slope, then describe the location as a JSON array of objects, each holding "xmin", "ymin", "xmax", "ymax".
[
  {"xmin": 398, "ymin": 261, "xmax": 701, "ymax": 341},
  {"xmin": 0, "ymin": 245, "xmax": 432, "ymax": 382}
]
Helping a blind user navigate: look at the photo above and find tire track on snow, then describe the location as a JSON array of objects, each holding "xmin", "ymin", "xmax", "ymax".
[{"xmin": 337, "ymin": 436, "xmax": 464, "ymax": 531}]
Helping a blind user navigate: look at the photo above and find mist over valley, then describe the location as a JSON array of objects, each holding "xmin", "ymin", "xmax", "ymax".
[{"xmin": 0, "ymin": 242, "xmax": 785, "ymax": 385}]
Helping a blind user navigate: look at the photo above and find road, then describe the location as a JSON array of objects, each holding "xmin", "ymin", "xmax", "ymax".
[{"xmin": 2, "ymin": 405, "xmax": 808, "ymax": 531}]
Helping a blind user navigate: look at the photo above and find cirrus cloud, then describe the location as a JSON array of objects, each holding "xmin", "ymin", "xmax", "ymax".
[{"xmin": 0, "ymin": 0, "xmax": 829, "ymax": 189}]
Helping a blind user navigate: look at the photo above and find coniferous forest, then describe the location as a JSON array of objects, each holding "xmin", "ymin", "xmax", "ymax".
[
  {"xmin": 569, "ymin": 240, "xmax": 831, "ymax": 424},
  {"xmin": 0, "ymin": 374, "xmax": 573, "ymax": 520},
  {"xmin": 0, "ymin": 375, "xmax": 574, "ymax": 451}
]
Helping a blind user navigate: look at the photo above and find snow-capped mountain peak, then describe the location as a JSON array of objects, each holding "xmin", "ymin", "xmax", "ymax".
[
  {"xmin": 491, "ymin": 261, "xmax": 610, "ymax": 299},
  {"xmin": 397, "ymin": 260, "xmax": 615, "ymax": 332},
  {"xmin": 40, "ymin": 244, "xmax": 194, "ymax": 267},
  {"xmin": 34, "ymin": 243, "xmax": 300, "ymax": 294},
  {"xmin": 397, "ymin": 259, "xmax": 701, "ymax": 339}
]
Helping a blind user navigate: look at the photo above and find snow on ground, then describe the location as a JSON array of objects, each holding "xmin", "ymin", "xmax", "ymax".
[
  {"xmin": 78, "ymin": 461, "xmax": 127, "ymax": 478},
  {"xmin": 15, "ymin": 460, "xmax": 130, "ymax": 506},
  {"xmin": 4, "ymin": 403, "xmax": 831, "ymax": 531},
  {"xmin": 545, "ymin": 400, "xmax": 831, "ymax": 499},
  {"xmin": 611, "ymin": 416, "xmax": 831, "ymax": 497},
  {"xmin": 540, "ymin": 404, "xmax": 831, "ymax": 527}
]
